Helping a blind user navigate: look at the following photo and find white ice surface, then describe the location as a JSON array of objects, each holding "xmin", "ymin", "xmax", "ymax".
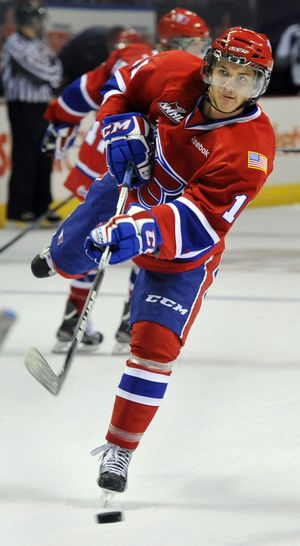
[{"xmin": 0, "ymin": 205, "xmax": 300, "ymax": 546}]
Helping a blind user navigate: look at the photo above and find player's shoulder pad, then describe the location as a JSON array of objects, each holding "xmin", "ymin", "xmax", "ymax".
[{"xmin": 152, "ymin": 49, "xmax": 202, "ymax": 75}]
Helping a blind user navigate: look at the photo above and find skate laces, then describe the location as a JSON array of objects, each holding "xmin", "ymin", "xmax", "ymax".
[
  {"xmin": 40, "ymin": 246, "xmax": 56, "ymax": 276},
  {"xmin": 91, "ymin": 443, "xmax": 132, "ymax": 478}
]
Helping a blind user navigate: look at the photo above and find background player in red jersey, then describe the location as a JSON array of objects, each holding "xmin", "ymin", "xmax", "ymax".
[
  {"xmin": 41, "ymin": 8, "xmax": 211, "ymax": 355},
  {"xmin": 157, "ymin": 6, "xmax": 211, "ymax": 58},
  {"xmin": 46, "ymin": 27, "xmax": 275, "ymax": 495}
]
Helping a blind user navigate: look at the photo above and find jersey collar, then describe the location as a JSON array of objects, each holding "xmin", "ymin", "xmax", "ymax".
[{"xmin": 184, "ymin": 97, "xmax": 261, "ymax": 131}]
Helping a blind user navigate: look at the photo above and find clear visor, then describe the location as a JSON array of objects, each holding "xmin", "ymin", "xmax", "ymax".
[
  {"xmin": 168, "ymin": 36, "xmax": 211, "ymax": 58},
  {"xmin": 203, "ymin": 50, "xmax": 269, "ymax": 100}
]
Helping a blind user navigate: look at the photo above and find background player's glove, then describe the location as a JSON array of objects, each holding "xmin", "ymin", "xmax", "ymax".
[
  {"xmin": 102, "ymin": 112, "xmax": 153, "ymax": 188},
  {"xmin": 84, "ymin": 209, "xmax": 161, "ymax": 265},
  {"xmin": 41, "ymin": 123, "xmax": 78, "ymax": 159}
]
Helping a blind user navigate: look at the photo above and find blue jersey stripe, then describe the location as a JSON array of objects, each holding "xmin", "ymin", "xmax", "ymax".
[
  {"xmin": 100, "ymin": 75, "xmax": 120, "ymax": 97},
  {"xmin": 169, "ymin": 199, "xmax": 218, "ymax": 258},
  {"xmin": 62, "ymin": 77, "xmax": 93, "ymax": 115}
]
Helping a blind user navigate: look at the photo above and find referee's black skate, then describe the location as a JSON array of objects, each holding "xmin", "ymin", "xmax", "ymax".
[
  {"xmin": 52, "ymin": 300, "xmax": 103, "ymax": 354},
  {"xmin": 91, "ymin": 443, "xmax": 133, "ymax": 494}
]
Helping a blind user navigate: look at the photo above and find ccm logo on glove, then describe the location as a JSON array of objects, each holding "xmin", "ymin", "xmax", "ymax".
[
  {"xmin": 84, "ymin": 209, "xmax": 162, "ymax": 266},
  {"xmin": 102, "ymin": 112, "xmax": 153, "ymax": 188},
  {"xmin": 102, "ymin": 118, "xmax": 133, "ymax": 138}
]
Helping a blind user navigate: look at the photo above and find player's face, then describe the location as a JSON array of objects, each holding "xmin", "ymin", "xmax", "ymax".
[{"xmin": 208, "ymin": 59, "xmax": 256, "ymax": 116}]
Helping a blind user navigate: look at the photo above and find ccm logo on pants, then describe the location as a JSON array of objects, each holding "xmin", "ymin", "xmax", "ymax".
[{"xmin": 145, "ymin": 294, "xmax": 188, "ymax": 315}]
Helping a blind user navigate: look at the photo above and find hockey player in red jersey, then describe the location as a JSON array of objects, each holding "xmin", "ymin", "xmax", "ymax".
[
  {"xmin": 157, "ymin": 6, "xmax": 211, "ymax": 57},
  {"xmin": 41, "ymin": 10, "xmax": 211, "ymax": 355},
  {"xmin": 44, "ymin": 27, "xmax": 275, "ymax": 494},
  {"xmin": 41, "ymin": 29, "xmax": 153, "ymax": 354}
]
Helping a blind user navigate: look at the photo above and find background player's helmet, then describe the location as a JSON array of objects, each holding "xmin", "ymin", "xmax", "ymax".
[
  {"xmin": 15, "ymin": 0, "xmax": 47, "ymax": 27},
  {"xmin": 113, "ymin": 28, "xmax": 146, "ymax": 49},
  {"xmin": 202, "ymin": 27, "xmax": 274, "ymax": 104},
  {"xmin": 158, "ymin": 7, "xmax": 211, "ymax": 57}
]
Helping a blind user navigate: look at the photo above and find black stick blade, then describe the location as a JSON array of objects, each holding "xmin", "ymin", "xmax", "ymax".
[{"xmin": 25, "ymin": 347, "xmax": 61, "ymax": 395}]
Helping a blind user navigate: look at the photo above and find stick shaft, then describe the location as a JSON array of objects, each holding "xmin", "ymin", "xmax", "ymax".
[
  {"xmin": 56, "ymin": 166, "xmax": 133, "ymax": 389},
  {"xmin": 25, "ymin": 164, "xmax": 133, "ymax": 395},
  {"xmin": 0, "ymin": 195, "xmax": 74, "ymax": 254}
]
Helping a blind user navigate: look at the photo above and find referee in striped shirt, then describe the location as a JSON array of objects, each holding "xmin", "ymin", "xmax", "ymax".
[{"xmin": 2, "ymin": 0, "xmax": 62, "ymax": 222}]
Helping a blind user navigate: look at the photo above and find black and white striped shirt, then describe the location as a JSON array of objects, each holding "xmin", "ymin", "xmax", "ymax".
[{"xmin": 2, "ymin": 31, "xmax": 62, "ymax": 103}]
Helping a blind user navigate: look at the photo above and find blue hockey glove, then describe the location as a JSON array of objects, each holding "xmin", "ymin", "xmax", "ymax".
[
  {"xmin": 41, "ymin": 122, "xmax": 79, "ymax": 159},
  {"xmin": 84, "ymin": 209, "xmax": 162, "ymax": 265},
  {"xmin": 102, "ymin": 112, "xmax": 153, "ymax": 188}
]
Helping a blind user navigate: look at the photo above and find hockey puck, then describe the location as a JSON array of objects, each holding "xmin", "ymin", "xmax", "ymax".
[{"xmin": 95, "ymin": 511, "xmax": 123, "ymax": 524}]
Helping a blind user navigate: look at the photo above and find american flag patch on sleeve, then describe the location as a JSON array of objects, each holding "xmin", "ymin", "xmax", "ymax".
[{"xmin": 248, "ymin": 151, "xmax": 268, "ymax": 173}]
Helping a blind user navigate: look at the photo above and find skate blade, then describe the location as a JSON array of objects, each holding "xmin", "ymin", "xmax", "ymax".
[
  {"xmin": 111, "ymin": 341, "xmax": 130, "ymax": 355},
  {"xmin": 101, "ymin": 489, "xmax": 116, "ymax": 508},
  {"xmin": 52, "ymin": 340, "xmax": 101, "ymax": 354}
]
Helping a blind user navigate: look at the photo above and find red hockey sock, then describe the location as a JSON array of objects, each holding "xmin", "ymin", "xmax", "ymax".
[
  {"xmin": 68, "ymin": 277, "xmax": 94, "ymax": 314},
  {"xmin": 106, "ymin": 363, "xmax": 171, "ymax": 450},
  {"xmin": 105, "ymin": 321, "xmax": 181, "ymax": 450}
]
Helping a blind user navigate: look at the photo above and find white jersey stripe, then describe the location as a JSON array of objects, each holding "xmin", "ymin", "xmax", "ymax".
[{"xmin": 80, "ymin": 74, "xmax": 100, "ymax": 110}]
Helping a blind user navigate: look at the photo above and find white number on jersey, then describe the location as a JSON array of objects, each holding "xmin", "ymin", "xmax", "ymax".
[{"xmin": 223, "ymin": 194, "xmax": 248, "ymax": 223}]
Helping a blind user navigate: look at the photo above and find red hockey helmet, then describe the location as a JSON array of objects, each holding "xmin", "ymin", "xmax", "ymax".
[
  {"xmin": 158, "ymin": 7, "xmax": 210, "ymax": 57},
  {"xmin": 203, "ymin": 27, "xmax": 274, "ymax": 102},
  {"xmin": 113, "ymin": 28, "xmax": 145, "ymax": 49}
]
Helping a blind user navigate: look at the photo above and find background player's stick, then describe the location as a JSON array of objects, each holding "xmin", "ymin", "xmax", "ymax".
[
  {"xmin": 276, "ymin": 147, "xmax": 300, "ymax": 153},
  {"xmin": 0, "ymin": 309, "xmax": 17, "ymax": 349},
  {"xmin": 0, "ymin": 195, "xmax": 74, "ymax": 254},
  {"xmin": 25, "ymin": 164, "xmax": 134, "ymax": 395}
]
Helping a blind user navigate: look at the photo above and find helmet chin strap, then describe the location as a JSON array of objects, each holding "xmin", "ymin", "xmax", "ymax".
[{"xmin": 205, "ymin": 88, "xmax": 248, "ymax": 115}]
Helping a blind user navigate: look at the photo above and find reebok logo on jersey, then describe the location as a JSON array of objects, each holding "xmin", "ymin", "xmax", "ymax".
[
  {"xmin": 157, "ymin": 101, "xmax": 187, "ymax": 124},
  {"xmin": 190, "ymin": 136, "xmax": 210, "ymax": 157},
  {"xmin": 145, "ymin": 294, "xmax": 188, "ymax": 315}
]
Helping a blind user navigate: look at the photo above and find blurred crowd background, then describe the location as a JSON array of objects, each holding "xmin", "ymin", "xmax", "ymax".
[{"xmin": 0, "ymin": 0, "xmax": 300, "ymax": 96}]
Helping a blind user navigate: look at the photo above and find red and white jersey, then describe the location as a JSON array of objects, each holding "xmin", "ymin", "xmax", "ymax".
[
  {"xmin": 96, "ymin": 50, "xmax": 276, "ymax": 273},
  {"xmin": 44, "ymin": 42, "xmax": 153, "ymax": 199},
  {"xmin": 44, "ymin": 43, "xmax": 153, "ymax": 125}
]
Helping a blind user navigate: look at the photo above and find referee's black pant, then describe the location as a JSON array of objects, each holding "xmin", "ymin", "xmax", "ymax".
[{"xmin": 7, "ymin": 101, "xmax": 53, "ymax": 220}]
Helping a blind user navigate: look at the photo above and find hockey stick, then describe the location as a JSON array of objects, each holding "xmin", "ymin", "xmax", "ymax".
[
  {"xmin": 0, "ymin": 309, "xmax": 17, "ymax": 349},
  {"xmin": 0, "ymin": 195, "xmax": 74, "ymax": 254},
  {"xmin": 277, "ymin": 147, "xmax": 300, "ymax": 153},
  {"xmin": 25, "ymin": 164, "xmax": 133, "ymax": 395}
]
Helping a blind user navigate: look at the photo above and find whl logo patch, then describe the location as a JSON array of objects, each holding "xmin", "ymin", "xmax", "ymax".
[{"xmin": 157, "ymin": 101, "xmax": 187, "ymax": 124}]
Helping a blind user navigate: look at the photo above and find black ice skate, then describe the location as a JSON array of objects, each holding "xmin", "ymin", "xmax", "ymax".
[
  {"xmin": 112, "ymin": 300, "xmax": 131, "ymax": 355},
  {"xmin": 91, "ymin": 443, "xmax": 133, "ymax": 495},
  {"xmin": 31, "ymin": 246, "xmax": 56, "ymax": 278},
  {"xmin": 52, "ymin": 300, "xmax": 103, "ymax": 354}
]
